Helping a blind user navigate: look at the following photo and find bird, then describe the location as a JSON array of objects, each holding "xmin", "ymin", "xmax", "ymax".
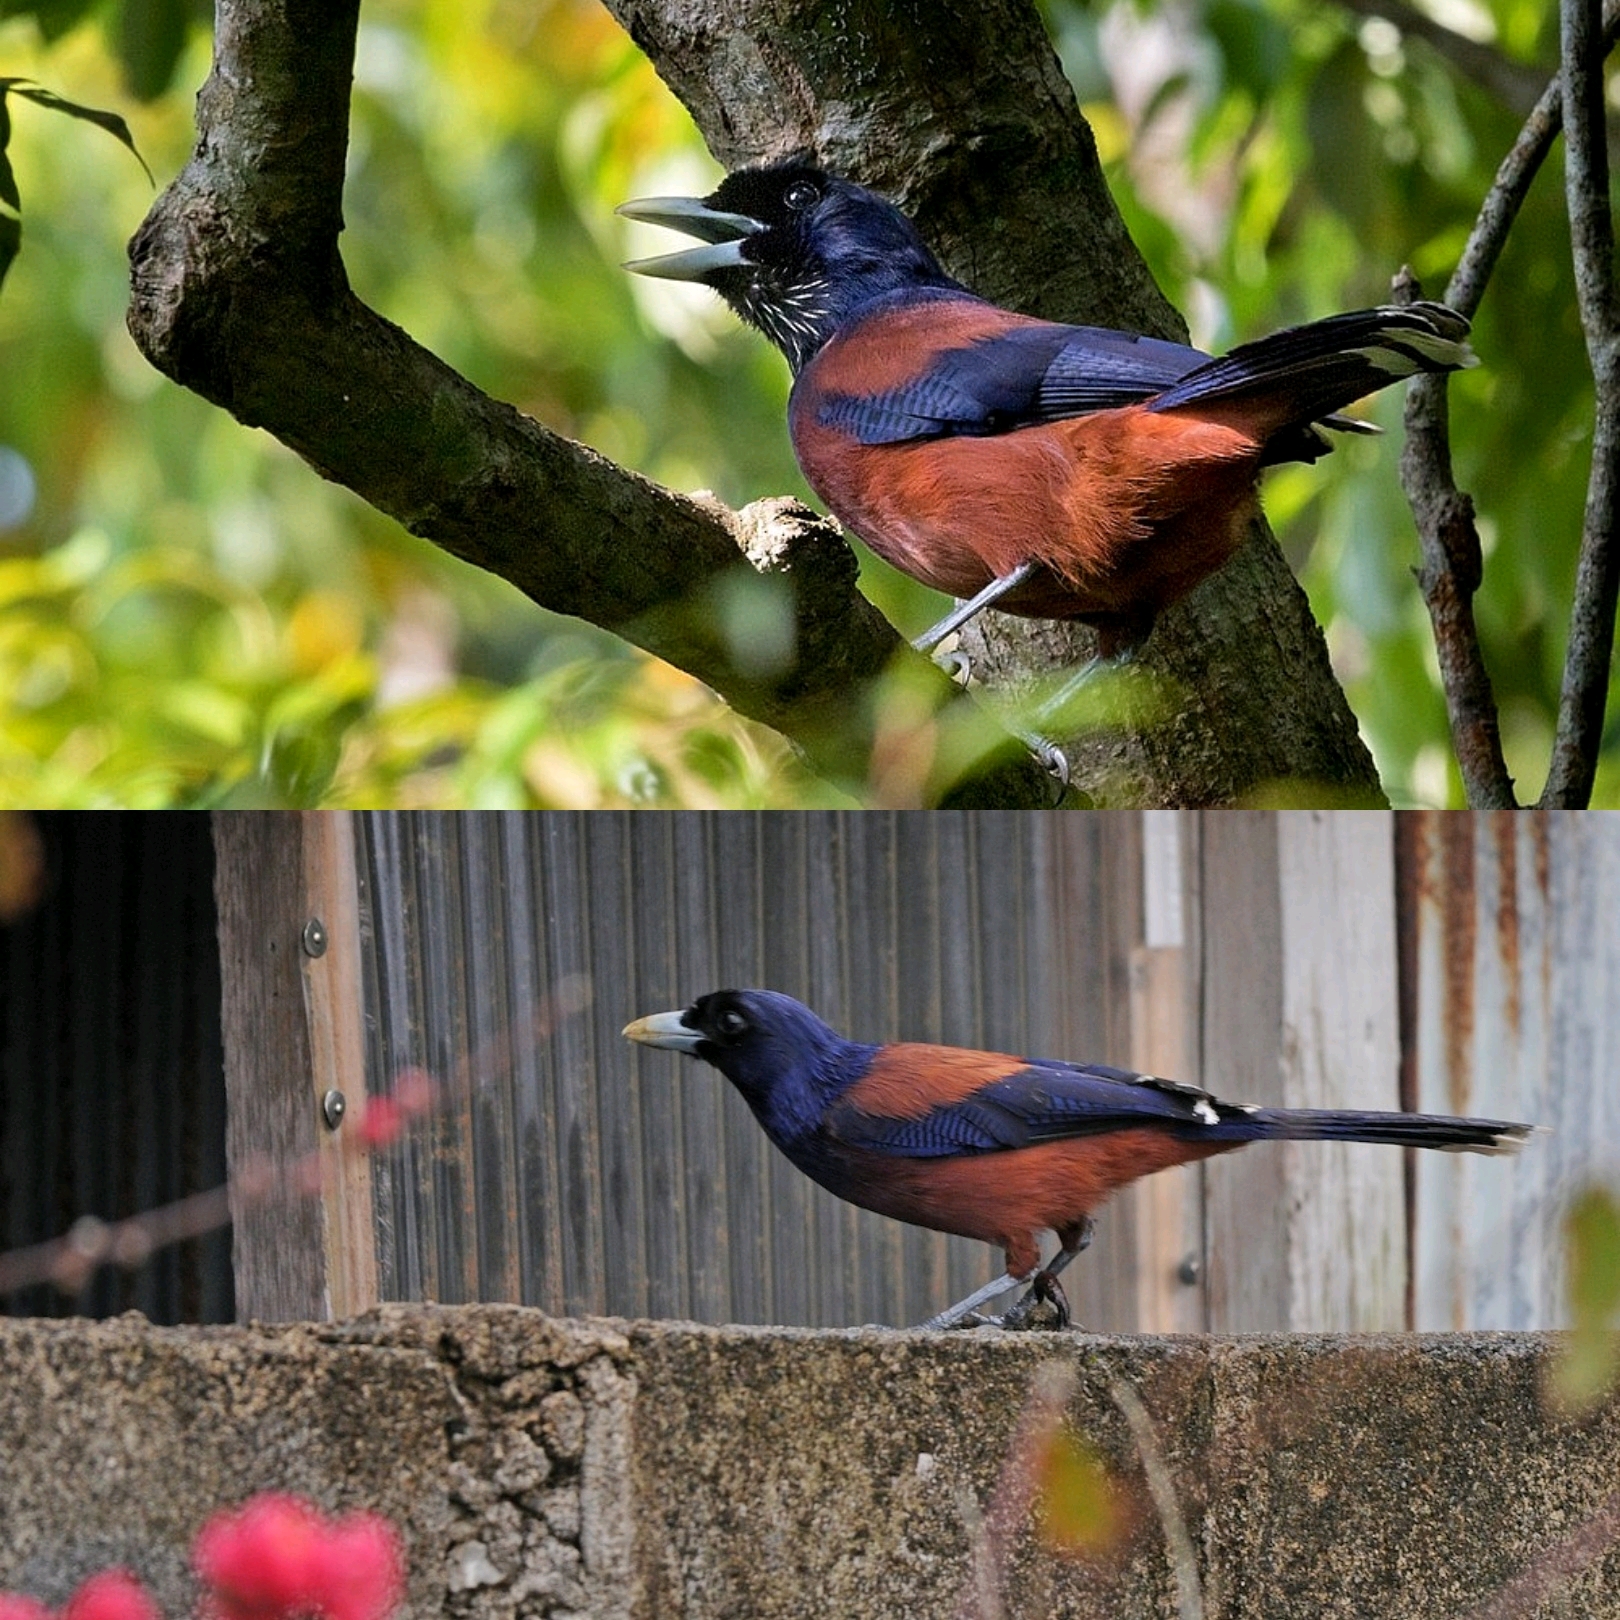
[
  {"xmin": 623, "ymin": 988, "xmax": 1535, "ymax": 1330},
  {"xmin": 619, "ymin": 156, "xmax": 1476, "ymax": 691}
]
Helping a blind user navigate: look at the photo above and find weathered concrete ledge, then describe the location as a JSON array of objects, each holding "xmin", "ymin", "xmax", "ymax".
[{"xmin": 2, "ymin": 1307, "xmax": 1616, "ymax": 1619}]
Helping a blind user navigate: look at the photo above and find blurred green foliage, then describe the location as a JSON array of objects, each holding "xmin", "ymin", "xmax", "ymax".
[
  {"xmin": 1553, "ymin": 1182, "xmax": 1620, "ymax": 1412},
  {"xmin": 0, "ymin": 0, "xmax": 1610, "ymax": 805}
]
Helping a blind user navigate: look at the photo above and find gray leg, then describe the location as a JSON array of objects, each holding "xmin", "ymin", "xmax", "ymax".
[
  {"xmin": 911, "ymin": 561, "xmax": 1042, "ymax": 655},
  {"xmin": 1034, "ymin": 648, "xmax": 1138, "ymax": 724},
  {"xmin": 917, "ymin": 1268, "xmax": 1032, "ymax": 1331}
]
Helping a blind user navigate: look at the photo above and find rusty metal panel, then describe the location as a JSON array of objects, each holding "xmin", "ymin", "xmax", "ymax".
[
  {"xmin": 1401, "ymin": 812, "xmax": 1619, "ymax": 1330},
  {"xmin": 351, "ymin": 811, "xmax": 1126, "ymax": 1328}
]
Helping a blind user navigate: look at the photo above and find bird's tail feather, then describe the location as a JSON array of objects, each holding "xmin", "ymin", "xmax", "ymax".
[
  {"xmin": 1198, "ymin": 1107, "xmax": 1533, "ymax": 1155},
  {"xmin": 1147, "ymin": 301, "xmax": 1476, "ymax": 430}
]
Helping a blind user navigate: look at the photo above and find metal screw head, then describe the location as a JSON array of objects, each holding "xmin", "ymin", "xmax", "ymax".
[
  {"xmin": 302, "ymin": 917, "xmax": 328, "ymax": 957},
  {"xmin": 1177, "ymin": 1252, "xmax": 1203, "ymax": 1286},
  {"xmin": 321, "ymin": 1089, "xmax": 347, "ymax": 1131}
]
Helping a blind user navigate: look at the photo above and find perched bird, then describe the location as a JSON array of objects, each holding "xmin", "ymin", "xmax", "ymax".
[
  {"xmin": 620, "ymin": 157, "xmax": 1475, "ymax": 673},
  {"xmin": 623, "ymin": 989, "xmax": 1534, "ymax": 1330}
]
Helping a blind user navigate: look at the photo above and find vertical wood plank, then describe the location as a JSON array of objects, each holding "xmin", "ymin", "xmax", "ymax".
[
  {"xmin": 1275, "ymin": 811, "xmax": 1404, "ymax": 1330},
  {"xmin": 300, "ymin": 812, "xmax": 378, "ymax": 1319},
  {"xmin": 712, "ymin": 812, "xmax": 773, "ymax": 1323},
  {"xmin": 1199, "ymin": 811, "xmax": 1290, "ymax": 1332},
  {"xmin": 1128, "ymin": 810, "xmax": 1203, "ymax": 1333},
  {"xmin": 1040, "ymin": 812, "xmax": 1144, "ymax": 1333},
  {"xmin": 495, "ymin": 813, "xmax": 566, "ymax": 1312},
  {"xmin": 1199, "ymin": 810, "xmax": 1405, "ymax": 1332},
  {"xmin": 212, "ymin": 813, "xmax": 327, "ymax": 1323},
  {"xmin": 458, "ymin": 813, "xmax": 520, "ymax": 1305}
]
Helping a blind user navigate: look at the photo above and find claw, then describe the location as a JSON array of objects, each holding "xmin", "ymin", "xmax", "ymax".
[{"xmin": 1000, "ymin": 1272, "xmax": 1073, "ymax": 1331}]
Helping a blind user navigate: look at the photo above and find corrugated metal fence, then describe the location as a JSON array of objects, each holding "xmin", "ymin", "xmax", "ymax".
[
  {"xmin": 0, "ymin": 814, "xmax": 231, "ymax": 1324},
  {"xmin": 1402, "ymin": 812, "xmax": 1620, "ymax": 1330},
  {"xmin": 352, "ymin": 811, "xmax": 1133, "ymax": 1327}
]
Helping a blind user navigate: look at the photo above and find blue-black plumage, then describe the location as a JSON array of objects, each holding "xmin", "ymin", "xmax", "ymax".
[{"xmin": 624, "ymin": 988, "xmax": 1534, "ymax": 1329}]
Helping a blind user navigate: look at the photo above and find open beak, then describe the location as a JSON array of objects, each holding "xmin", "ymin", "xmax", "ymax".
[
  {"xmin": 616, "ymin": 195, "xmax": 763, "ymax": 281},
  {"xmin": 622, "ymin": 1008, "xmax": 706, "ymax": 1054}
]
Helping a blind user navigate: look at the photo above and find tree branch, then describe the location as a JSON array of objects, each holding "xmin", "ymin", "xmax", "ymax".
[
  {"xmin": 1542, "ymin": 0, "xmax": 1620, "ymax": 806},
  {"xmin": 125, "ymin": 0, "xmax": 1052, "ymax": 806},
  {"xmin": 1396, "ymin": 264, "xmax": 1515, "ymax": 807},
  {"xmin": 1397, "ymin": 0, "xmax": 1620, "ymax": 807}
]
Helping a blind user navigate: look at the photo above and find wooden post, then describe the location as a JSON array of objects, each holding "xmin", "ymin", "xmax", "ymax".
[
  {"xmin": 1127, "ymin": 811, "xmax": 1205, "ymax": 1333},
  {"xmin": 212, "ymin": 812, "xmax": 376, "ymax": 1322},
  {"xmin": 1197, "ymin": 811, "xmax": 1405, "ymax": 1331}
]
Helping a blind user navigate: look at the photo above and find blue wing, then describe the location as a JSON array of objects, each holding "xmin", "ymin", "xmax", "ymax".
[
  {"xmin": 813, "ymin": 312, "xmax": 1211, "ymax": 446},
  {"xmin": 826, "ymin": 1060, "xmax": 1224, "ymax": 1158}
]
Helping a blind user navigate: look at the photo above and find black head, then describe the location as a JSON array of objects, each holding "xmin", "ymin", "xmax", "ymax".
[
  {"xmin": 622, "ymin": 987, "xmax": 877, "ymax": 1143},
  {"xmin": 619, "ymin": 157, "xmax": 963, "ymax": 371}
]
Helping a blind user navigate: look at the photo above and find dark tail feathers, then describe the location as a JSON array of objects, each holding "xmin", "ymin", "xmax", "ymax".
[
  {"xmin": 1203, "ymin": 1107, "xmax": 1533, "ymax": 1155},
  {"xmin": 1147, "ymin": 301, "xmax": 1476, "ymax": 430}
]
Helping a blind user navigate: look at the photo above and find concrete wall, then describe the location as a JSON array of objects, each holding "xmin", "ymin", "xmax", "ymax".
[{"xmin": 2, "ymin": 1307, "xmax": 1617, "ymax": 1619}]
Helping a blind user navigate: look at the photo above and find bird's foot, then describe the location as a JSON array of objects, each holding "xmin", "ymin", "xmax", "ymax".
[
  {"xmin": 999, "ymin": 1273, "xmax": 1072, "ymax": 1332},
  {"xmin": 928, "ymin": 632, "xmax": 976, "ymax": 686},
  {"xmin": 925, "ymin": 646, "xmax": 1073, "ymax": 802},
  {"xmin": 1024, "ymin": 732, "xmax": 1070, "ymax": 804}
]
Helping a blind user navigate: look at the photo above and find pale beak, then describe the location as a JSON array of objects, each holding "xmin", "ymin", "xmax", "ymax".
[
  {"xmin": 623, "ymin": 1008, "xmax": 706, "ymax": 1053},
  {"xmin": 616, "ymin": 195, "xmax": 762, "ymax": 280}
]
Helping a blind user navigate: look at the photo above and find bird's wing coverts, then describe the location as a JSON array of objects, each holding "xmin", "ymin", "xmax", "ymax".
[
  {"xmin": 814, "ymin": 316, "xmax": 1209, "ymax": 445},
  {"xmin": 826, "ymin": 1059, "xmax": 1222, "ymax": 1156}
]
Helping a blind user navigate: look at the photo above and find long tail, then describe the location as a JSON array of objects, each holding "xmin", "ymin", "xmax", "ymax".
[
  {"xmin": 1147, "ymin": 301, "xmax": 1476, "ymax": 432},
  {"xmin": 1196, "ymin": 1107, "xmax": 1533, "ymax": 1155}
]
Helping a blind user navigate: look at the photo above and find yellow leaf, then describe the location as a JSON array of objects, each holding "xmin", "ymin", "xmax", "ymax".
[{"xmin": 1033, "ymin": 1425, "xmax": 1121, "ymax": 1556}]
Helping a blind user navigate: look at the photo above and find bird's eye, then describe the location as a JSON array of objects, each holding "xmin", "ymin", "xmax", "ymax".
[
  {"xmin": 783, "ymin": 180, "xmax": 820, "ymax": 210},
  {"xmin": 717, "ymin": 1008, "xmax": 749, "ymax": 1037}
]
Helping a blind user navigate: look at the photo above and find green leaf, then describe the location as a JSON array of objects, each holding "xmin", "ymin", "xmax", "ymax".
[
  {"xmin": 1553, "ymin": 1184, "xmax": 1620, "ymax": 1411},
  {"xmin": 0, "ymin": 93, "xmax": 17, "ymax": 297},
  {"xmin": 1, "ymin": 79, "xmax": 154, "ymax": 184},
  {"xmin": 0, "ymin": 0, "xmax": 102, "ymax": 43},
  {"xmin": 117, "ymin": 0, "xmax": 192, "ymax": 103}
]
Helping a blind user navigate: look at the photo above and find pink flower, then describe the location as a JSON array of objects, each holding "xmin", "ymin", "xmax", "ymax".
[
  {"xmin": 0, "ymin": 1571, "xmax": 158, "ymax": 1620},
  {"xmin": 60, "ymin": 1573, "xmax": 160, "ymax": 1620},
  {"xmin": 307, "ymin": 1518, "xmax": 403, "ymax": 1620},
  {"xmin": 193, "ymin": 1494, "xmax": 403, "ymax": 1620},
  {"xmin": 352, "ymin": 1098, "xmax": 404, "ymax": 1150}
]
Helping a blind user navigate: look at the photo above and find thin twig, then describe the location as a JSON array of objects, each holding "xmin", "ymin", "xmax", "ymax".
[
  {"xmin": 1397, "ymin": 0, "xmax": 1620, "ymax": 806},
  {"xmin": 1109, "ymin": 1380, "xmax": 1204, "ymax": 1620},
  {"xmin": 1398, "ymin": 272, "xmax": 1517, "ymax": 806},
  {"xmin": 1541, "ymin": 0, "xmax": 1620, "ymax": 805}
]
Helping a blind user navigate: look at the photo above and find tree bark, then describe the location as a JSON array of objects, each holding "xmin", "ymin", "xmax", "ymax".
[{"xmin": 127, "ymin": 0, "xmax": 1384, "ymax": 806}]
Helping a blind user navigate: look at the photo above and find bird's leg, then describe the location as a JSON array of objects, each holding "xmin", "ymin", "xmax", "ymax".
[
  {"xmin": 911, "ymin": 561, "xmax": 1042, "ymax": 658},
  {"xmin": 917, "ymin": 1267, "xmax": 1035, "ymax": 1331},
  {"xmin": 907, "ymin": 562, "xmax": 1074, "ymax": 795},
  {"xmin": 1000, "ymin": 1216, "xmax": 1096, "ymax": 1331},
  {"xmin": 1033, "ymin": 647, "xmax": 1139, "ymax": 726}
]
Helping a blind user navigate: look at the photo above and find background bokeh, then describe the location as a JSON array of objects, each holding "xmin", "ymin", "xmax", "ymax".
[{"xmin": 0, "ymin": 0, "xmax": 1607, "ymax": 805}]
